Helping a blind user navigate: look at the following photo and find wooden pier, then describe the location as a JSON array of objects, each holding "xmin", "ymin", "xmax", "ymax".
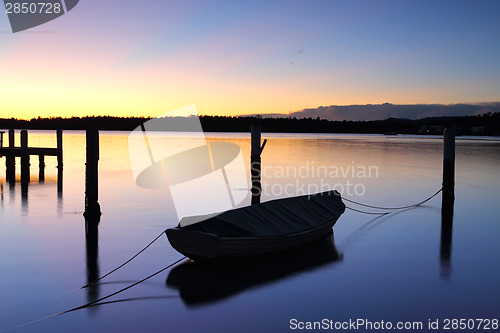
[{"xmin": 0, "ymin": 129, "xmax": 63, "ymax": 183}]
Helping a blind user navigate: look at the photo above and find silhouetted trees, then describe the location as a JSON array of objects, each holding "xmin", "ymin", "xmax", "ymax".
[{"xmin": 1, "ymin": 113, "xmax": 499, "ymax": 135}]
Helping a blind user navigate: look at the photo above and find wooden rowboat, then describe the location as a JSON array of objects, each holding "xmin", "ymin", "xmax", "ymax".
[{"xmin": 165, "ymin": 190, "xmax": 345, "ymax": 260}]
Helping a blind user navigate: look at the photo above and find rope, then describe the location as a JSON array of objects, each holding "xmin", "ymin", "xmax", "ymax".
[
  {"xmin": 63, "ymin": 256, "xmax": 186, "ymax": 314},
  {"xmin": 81, "ymin": 228, "xmax": 167, "ymax": 289},
  {"xmin": 343, "ymin": 188, "xmax": 442, "ymax": 213},
  {"xmin": 65, "ymin": 238, "xmax": 213, "ymax": 314},
  {"xmin": 82, "ymin": 189, "xmax": 444, "ymax": 287},
  {"xmin": 78, "ymin": 295, "xmax": 180, "ymax": 309},
  {"xmin": 338, "ymin": 206, "xmax": 418, "ymax": 251},
  {"xmin": 0, "ymin": 256, "xmax": 185, "ymax": 333},
  {"xmin": 345, "ymin": 206, "xmax": 390, "ymax": 215}
]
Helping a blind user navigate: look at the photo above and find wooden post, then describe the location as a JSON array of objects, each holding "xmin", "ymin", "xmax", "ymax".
[
  {"xmin": 20, "ymin": 130, "xmax": 30, "ymax": 184},
  {"xmin": 38, "ymin": 155, "xmax": 45, "ymax": 182},
  {"xmin": 250, "ymin": 125, "xmax": 267, "ymax": 205},
  {"xmin": 441, "ymin": 128, "xmax": 455, "ymax": 223},
  {"xmin": 6, "ymin": 130, "xmax": 15, "ymax": 182},
  {"xmin": 8, "ymin": 129, "xmax": 14, "ymax": 148},
  {"xmin": 0, "ymin": 131, "xmax": 4, "ymax": 148},
  {"xmin": 84, "ymin": 122, "xmax": 101, "ymax": 218},
  {"xmin": 440, "ymin": 128, "xmax": 455, "ymax": 279},
  {"xmin": 56, "ymin": 129, "xmax": 63, "ymax": 169},
  {"xmin": 56, "ymin": 129, "xmax": 63, "ymax": 193},
  {"xmin": 83, "ymin": 122, "xmax": 101, "ymax": 294}
]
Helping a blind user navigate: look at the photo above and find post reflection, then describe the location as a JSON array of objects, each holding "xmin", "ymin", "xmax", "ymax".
[
  {"xmin": 9, "ymin": 177, "xmax": 14, "ymax": 205},
  {"xmin": 57, "ymin": 165, "xmax": 63, "ymax": 195},
  {"xmin": 85, "ymin": 216, "xmax": 100, "ymax": 314},
  {"xmin": 39, "ymin": 155, "xmax": 45, "ymax": 183},
  {"xmin": 2, "ymin": 166, "xmax": 63, "ymax": 213},
  {"xmin": 166, "ymin": 231, "xmax": 342, "ymax": 307},
  {"xmin": 21, "ymin": 181, "xmax": 28, "ymax": 216},
  {"xmin": 440, "ymin": 191, "xmax": 454, "ymax": 280}
]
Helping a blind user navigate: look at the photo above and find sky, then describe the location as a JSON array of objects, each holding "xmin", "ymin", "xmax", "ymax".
[{"xmin": 1, "ymin": 0, "xmax": 500, "ymax": 120}]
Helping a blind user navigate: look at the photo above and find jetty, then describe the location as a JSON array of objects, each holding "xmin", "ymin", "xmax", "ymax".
[{"xmin": 0, "ymin": 129, "xmax": 63, "ymax": 183}]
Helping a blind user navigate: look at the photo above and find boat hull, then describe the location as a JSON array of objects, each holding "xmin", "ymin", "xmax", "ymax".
[{"xmin": 165, "ymin": 218, "xmax": 339, "ymax": 260}]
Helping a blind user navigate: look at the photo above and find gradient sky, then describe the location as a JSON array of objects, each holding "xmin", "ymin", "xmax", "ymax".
[{"xmin": 1, "ymin": 0, "xmax": 500, "ymax": 120}]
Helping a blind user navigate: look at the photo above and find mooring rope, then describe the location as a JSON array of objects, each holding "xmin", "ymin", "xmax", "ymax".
[
  {"xmin": 81, "ymin": 228, "xmax": 168, "ymax": 289},
  {"xmin": 343, "ymin": 187, "xmax": 442, "ymax": 214},
  {"xmin": 0, "ymin": 256, "xmax": 186, "ymax": 333},
  {"xmin": 65, "ymin": 256, "xmax": 186, "ymax": 314},
  {"xmin": 345, "ymin": 206, "xmax": 390, "ymax": 215},
  {"xmin": 1, "ymin": 187, "xmax": 447, "ymax": 332},
  {"xmin": 81, "ymin": 188, "xmax": 445, "ymax": 288},
  {"xmin": 338, "ymin": 206, "xmax": 424, "ymax": 252}
]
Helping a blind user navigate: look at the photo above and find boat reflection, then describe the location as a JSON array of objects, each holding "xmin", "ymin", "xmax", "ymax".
[{"xmin": 166, "ymin": 231, "xmax": 342, "ymax": 307}]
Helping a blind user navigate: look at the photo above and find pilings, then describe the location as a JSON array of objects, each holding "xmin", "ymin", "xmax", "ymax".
[
  {"xmin": 6, "ymin": 130, "xmax": 15, "ymax": 182},
  {"xmin": 250, "ymin": 125, "xmax": 267, "ymax": 205},
  {"xmin": 84, "ymin": 123, "xmax": 101, "ymax": 218},
  {"xmin": 57, "ymin": 129, "xmax": 63, "ymax": 170},
  {"xmin": 441, "ymin": 128, "xmax": 455, "ymax": 225},
  {"xmin": 20, "ymin": 130, "xmax": 30, "ymax": 184},
  {"xmin": 1, "ymin": 129, "xmax": 63, "ymax": 188},
  {"xmin": 440, "ymin": 128, "xmax": 455, "ymax": 279},
  {"xmin": 82, "ymin": 122, "xmax": 101, "ymax": 306},
  {"xmin": 57, "ymin": 129, "xmax": 63, "ymax": 193}
]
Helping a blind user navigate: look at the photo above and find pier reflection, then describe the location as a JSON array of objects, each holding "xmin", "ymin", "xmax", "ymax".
[
  {"xmin": 166, "ymin": 231, "xmax": 342, "ymax": 307},
  {"xmin": 0, "ymin": 174, "xmax": 63, "ymax": 215}
]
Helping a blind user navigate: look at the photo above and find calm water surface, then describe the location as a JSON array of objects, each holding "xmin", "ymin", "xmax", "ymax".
[{"xmin": 0, "ymin": 131, "xmax": 499, "ymax": 332}]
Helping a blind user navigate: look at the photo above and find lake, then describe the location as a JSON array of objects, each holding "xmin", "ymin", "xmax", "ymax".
[{"xmin": 1, "ymin": 131, "xmax": 499, "ymax": 333}]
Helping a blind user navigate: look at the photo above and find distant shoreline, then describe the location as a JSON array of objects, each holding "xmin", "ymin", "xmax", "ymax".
[{"xmin": 1, "ymin": 113, "xmax": 499, "ymax": 136}]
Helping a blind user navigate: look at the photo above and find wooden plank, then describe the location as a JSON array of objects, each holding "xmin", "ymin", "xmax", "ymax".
[
  {"xmin": 0, "ymin": 147, "xmax": 59, "ymax": 156},
  {"xmin": 28, "ymin": 148, "xmax": 59, "ymax": 155}
]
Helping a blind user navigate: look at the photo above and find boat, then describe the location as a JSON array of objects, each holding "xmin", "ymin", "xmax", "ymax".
[{"xmin": 165, "ymin": 190, "xmax": 345, "ymax": 260}]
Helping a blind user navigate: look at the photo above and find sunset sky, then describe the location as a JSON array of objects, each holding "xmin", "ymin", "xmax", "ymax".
[{"xmin": 1, "ymin": 0, "xmax": 500, "ymax": 120}]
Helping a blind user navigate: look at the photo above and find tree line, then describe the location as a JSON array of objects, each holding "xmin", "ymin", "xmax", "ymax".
[{"xmin": 1, "ymin": 113, "xmax": 499, "ymax": 135}]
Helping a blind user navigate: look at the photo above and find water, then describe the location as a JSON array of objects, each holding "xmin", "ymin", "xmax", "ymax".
[{"xmin": 0, "ymin": 131, "xmax": 499, "ymax": 332}]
